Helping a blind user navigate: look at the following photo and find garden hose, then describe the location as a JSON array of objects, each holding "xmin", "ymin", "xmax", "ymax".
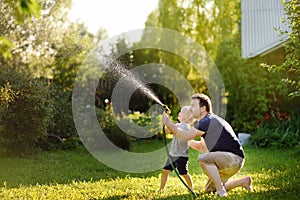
[{"xmin": 162, "ymin": 105, "xmax": 197, "ymax": 199}]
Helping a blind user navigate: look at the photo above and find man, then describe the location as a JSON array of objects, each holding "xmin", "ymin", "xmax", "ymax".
[{"xmin": 162, "ymin": 93, "xmax": 252, "ymax": 197}]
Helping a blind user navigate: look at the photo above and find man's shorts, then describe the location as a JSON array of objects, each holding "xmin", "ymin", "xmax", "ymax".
[
  {"xmin": 197, "ymin": 151, "xmax": 244, "ymax": 192},
  {"xmin": 163, "ymin": 156, "xmax": 189, "ymax": 175}
]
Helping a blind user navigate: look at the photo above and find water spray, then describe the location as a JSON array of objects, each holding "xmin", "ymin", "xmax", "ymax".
[{"xmin": 103, "ymin": 57, "xmax": 196, "ymax": 197}]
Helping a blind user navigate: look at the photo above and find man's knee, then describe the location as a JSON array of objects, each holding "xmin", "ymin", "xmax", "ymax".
[{"xmin": 198, "ymin": 160, "xmax": 206, "ymax": 168}]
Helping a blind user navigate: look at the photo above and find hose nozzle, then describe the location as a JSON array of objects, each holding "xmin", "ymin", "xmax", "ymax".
[{"xmin": 162, "ymin": 104, "xmax": 171, "ymax": 115}]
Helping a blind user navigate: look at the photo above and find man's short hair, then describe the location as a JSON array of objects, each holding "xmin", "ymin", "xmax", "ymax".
[{"xmin": 192, "ymin": 93, "xmax": 212, "ymax": 113}]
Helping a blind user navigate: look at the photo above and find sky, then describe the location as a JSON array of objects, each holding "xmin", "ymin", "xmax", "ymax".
[{"xmin": 68, "ymin": 0, "xmax": 159, "ymax": 37}]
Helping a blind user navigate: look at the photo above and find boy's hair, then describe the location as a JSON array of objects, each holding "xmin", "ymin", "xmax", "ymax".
[
  {"xmin": 191, "ymin": 93, "xmax": 212, "ymax": 113},
  {"xmin": 181, "ymin": 106, "xmax": 194, "ymax": 124}
]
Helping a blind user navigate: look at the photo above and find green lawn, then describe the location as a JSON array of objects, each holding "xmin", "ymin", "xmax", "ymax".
[{"xmin": 0, "ymin": 140, "xmax": 299, "ymax": 199}]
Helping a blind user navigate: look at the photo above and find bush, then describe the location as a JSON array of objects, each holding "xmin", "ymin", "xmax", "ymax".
[
  {"xmin": 250, "ymin": 112, "xmax": 300, "ymax": 148},
  {"xmin": 126, "ymin": 111, "xmax": 162, "ymax": 139},
  {"xmin": 45, "ymin": 84, "xmax": 78, "ymax": 150},
  {"xmin": 0, "ymin": 66, "xmax": 52, "ymax": 155},
  {"xmin": 215, "ymin": 38, "xmax": 287, "ymax": 133},
  {"xmin": 96, "ymin": 103, "xmax": 130, "ymax": 150}
]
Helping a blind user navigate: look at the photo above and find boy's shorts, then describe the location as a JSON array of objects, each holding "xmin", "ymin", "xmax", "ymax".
[
  {"xmin": 163, "ymin": 156, "xmax": 189, "ymax": 175},
  {"xmin": 197, "ymin": 151, "xmax": 244, "ymax": 192}
]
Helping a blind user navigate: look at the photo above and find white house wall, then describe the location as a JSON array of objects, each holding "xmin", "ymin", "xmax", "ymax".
[{"xmin": 241, "ymin": 0, "xmax": 290, "ymax": 58}]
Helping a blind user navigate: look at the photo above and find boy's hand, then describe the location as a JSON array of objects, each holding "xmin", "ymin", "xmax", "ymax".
[
  {"xmin": 162, "ymin": 112, "xmax": 172, "ymax": 126},
  {"xmin": 162, "ymin": 112, "xmax": 173, "ymax": 134}
]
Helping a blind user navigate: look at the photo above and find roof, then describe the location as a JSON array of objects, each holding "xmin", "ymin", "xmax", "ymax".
[{"xmin": 241, "ymin": 0, "xmax": 290, "ymax": 58}]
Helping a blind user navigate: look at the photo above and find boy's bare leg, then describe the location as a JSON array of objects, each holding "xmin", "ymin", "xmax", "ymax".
[
  {"xmin": 159, "ymin": 169, "xmax": 170, "ymax": 192},
  {"xmin": 224, "ymin": 176, "xmax": 252, "ymax": 191},
  {"xmin": 182, "ymin": 173, "xmax": 193, "ymax": 190}
]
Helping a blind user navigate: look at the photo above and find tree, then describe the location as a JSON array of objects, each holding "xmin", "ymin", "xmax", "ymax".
[
  {"xmin": 148, "ymin": 0, "xmax": 240, "ymax": 58},
  {"xmin": 0, "ymin": 0, "xmax": 73, "ymax": 154},
  {"xmin": 0, "ymin": 0, "xmax": 109, "ymax": 152},
  {"xmin": 262, "ymin": 0, "xmax": 300, "ymax": 99},
  {"xmin": 47, "ymin": 22, "xmax": 99, "ymax": 144},
  {"xmin": 215, "ymin": 37, "xmax": 287, "ymax": 132},
  {"xmin": 140, "ymin": 0, "xmax": 241, "ymax": 108},
  {"xmin": 0, "ymin": 0, "xmax": 41, "ymax": 59}
]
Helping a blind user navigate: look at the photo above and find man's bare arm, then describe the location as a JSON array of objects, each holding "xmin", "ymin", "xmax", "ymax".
[
  {"xmin": 188, "ymin": 139, "xmax": 209, "ymax": 153},
  {"xmin": 167, "ymin": 124, "xmax": 203, "ymax": 141},
  {"xmin": 162, "ymin": 112, "xmax": 205, "ymax": 141}
]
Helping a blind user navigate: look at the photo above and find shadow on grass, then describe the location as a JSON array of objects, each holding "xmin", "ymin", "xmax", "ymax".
[
  {"xmin": 97, "ymin": 192, "xmax": 253, "ymax": 200},
  {"xmin": 0, "ymin": 145, "xmax": 162, "ymax": 188},
  {"xmin": 228, "ymin": 187, "xmax": 298, "ymax": 200},
  {"xmin": 151, "ymin": 188, "xmax": 297, "ymax": 200},
  {"xmin": 98, "ymin": 194, "xmax": 197, "ymax": 200}
]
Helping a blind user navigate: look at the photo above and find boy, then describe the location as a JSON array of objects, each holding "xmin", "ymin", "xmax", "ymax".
[{"xmin": 159, "ymin": 106, "xmax": 194, "ymax": 192}]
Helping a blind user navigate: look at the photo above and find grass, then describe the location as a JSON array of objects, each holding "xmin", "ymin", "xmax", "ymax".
[{"xmin": 0, "ymin": 139, "xmax": 299, "ymax": 199}]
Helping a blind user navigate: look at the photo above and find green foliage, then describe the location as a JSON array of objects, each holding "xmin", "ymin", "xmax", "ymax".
[
  {"xmin": 44, "ymin": 24, "xmax": 96, "ymax": 150},
  {"xmin": 1, "ymin": 0, "xmax": 72, "ymax": 74},
  {"xmin": 96, "ymin": 0, "xmax": 242, "ymax": 111},
  {"xmin": 96, "ymin": 103, "xmax": 130, "ymax": 151},
  {"xmin": 244, "ymin": 0, "xmax": 300, "ymax": 146},
  {"xmin": 126, "ymin": 110, "xmax": 162, "ymax": 139},
  {"xmin": 262, "ymin": 0, "xmax": 300, "ymax": 99},
  {"xmin": 1, "ymin": 0, "xmax": 105, "ymax": 151},
  {"xmin": 95, "ymin": 102, "xmax": 162, "ymax": 150},
  {"xmin": 0, "ymin": 66, "xmax": 52, "ymax": 155},
  {"xmin": 0, "ymin": 0, "xmax": 41, "ymax": 60},
  {"xmin": 0, "ymin": 145, "xmax": 299, "ymax": 199},
  {"xmin": 215, "ymin": 38, "xmax": 287, "ymax": 132},
  {"xmin": 134, "ymin": 0, "xmax": 241, "ymax": 109},
  {"xmin": 0, "ymin": 82, "xmax": 19, "ymax": 108},
  {"xmin": 46, "ymin": 84, "xmax": 77, "ymax": 149},
  {"xmin": 0, "ymin": 36, "xmax": 14, "ymax": 60},
  {"xmin": 0, "ymin": 0, "xmax": 41, "ymax": 59},
  {"xmin": 0, "ymin": 0, "xmax": 106, "ymax": 153},
  {"xmin": 144, "ymin": 0, "xmax": 297, "ymax": 135},
  {"xmin": 281, "ymin": 0, "xmax": 300, "ymax": 98},
  {"xmin": 250, "ymin": 112, "xmax": 300, "ymax": 148},
  {"xmin": 148, "ymin": 0, "xmax": 241, "ymax": 58},
  {"xmin": 6, "ymin": 0, "xmax": 41, "ymax": 23},
  {"xmin": 128, "ymin": 112, "xmax": 152, "ymax": 127},
  {"xmin": 51, "ymin": 22, "xmax": 96, "ymax": 92}
]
